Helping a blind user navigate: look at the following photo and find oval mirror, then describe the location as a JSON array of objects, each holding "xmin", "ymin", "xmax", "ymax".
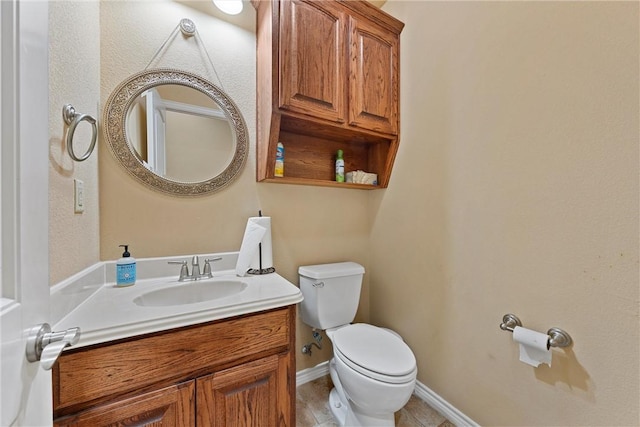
[{"xmin": 104, "ymin": 69, "xmax": 248, "ymax": 196}]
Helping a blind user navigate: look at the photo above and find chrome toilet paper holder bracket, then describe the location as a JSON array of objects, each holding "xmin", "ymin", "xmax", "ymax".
[{"xmin": 500, "ymin": 313, "xmax": 572, "ymax": 348}]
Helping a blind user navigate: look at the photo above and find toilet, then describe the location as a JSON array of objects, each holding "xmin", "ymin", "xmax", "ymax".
[{"xmin": 299, "ymin": 262, "xmax": 417, "ymax": 427}]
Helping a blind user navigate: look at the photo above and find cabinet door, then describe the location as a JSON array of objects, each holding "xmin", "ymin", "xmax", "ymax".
[
  {"xmin": 279, "ymin": 0, "xmax": 346, "ymax": 123},
  {"xmin": 196, "ymin": 355, "xmax": 280, "ymax": 427},
  {"xmin": 348, "ymin": 16, "xmax": 399, "ymax": 135},
  {"xmin": 53, "ymin": 382, "xmax": 195, "ymax": 427}
]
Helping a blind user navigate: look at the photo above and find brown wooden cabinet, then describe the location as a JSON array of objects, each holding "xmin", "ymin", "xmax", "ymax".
[
  {"xmin": 256, "ymin": 0, "xmax": 404, "ymax": 189},
  {"xmin": 196, "ymin": 355, "xmax": 283, "ymax": 427},
  {"xmin": 278, "ymin": 0, "xmax": 346, "ymax": 124},
  {"xmin": 53, "ymin": 306, "xmax": 296, "ymax": 427},
  {"xmin": 348, "ymin": 13, "xmax": 399, "ymax": 135},
  {"xmin": 52, "ymin": 382, "xmax": 195, "ymax": 427}
]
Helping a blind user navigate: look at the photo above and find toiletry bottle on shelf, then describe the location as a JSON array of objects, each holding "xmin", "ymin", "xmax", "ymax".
[
  {"xmin": 274, "ymin": 142, "xmax": 284, "ymax": 177},
  {"xmin": 336, "ymin": 149, "xmax": 345, "ymax": 182},
  {"xmin": 116, "ymin": 245, "xmax": 136, "ymax": 287}
]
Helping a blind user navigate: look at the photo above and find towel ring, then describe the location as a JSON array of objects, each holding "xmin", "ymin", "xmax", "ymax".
[{"xmin": 63, "ymin": 104, "xmax": 97, "ymax": 162}]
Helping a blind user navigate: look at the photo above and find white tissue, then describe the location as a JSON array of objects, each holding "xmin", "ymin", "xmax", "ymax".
[
  {"xmin": 249, "ymin": 216, "xmax": 273, "ymax": 271},
  {"xmin": 235, "ymin": 219, "xmax": 267, "ymax": 276},
  {"xmin": 235, "ymin": 216, "xmax": 274, "ymax": 276},
  {"xmin": 345, "ymin": 170, "xmax": 378, "ymax": 185},
  {"xmin": 513, "ymin": 326, "xmax": 552, "ymax": 367}
]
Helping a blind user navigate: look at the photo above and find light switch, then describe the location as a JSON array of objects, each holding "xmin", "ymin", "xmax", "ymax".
[{"xmin": 74, "ymin": 179, "xmax": 84, "ymax": 213}]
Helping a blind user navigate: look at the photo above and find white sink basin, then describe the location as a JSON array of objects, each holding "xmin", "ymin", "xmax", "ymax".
[{"xmin": 133, "ymin": 279, "xmax": 248, "ymax": 307}]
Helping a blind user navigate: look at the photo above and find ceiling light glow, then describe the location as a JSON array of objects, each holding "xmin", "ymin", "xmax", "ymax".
[{"xmin": 213, "ymin": 0, "xmax": 243, "ymax": 15}]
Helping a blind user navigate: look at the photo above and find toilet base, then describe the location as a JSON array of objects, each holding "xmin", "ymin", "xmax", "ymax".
[
  {"xmin": 329, "ymin": 387, "xmax": 396, "ymax": 427},
  {"xmin": 329, "ymin": 388, "xmax": 347, "ymax": 426}
]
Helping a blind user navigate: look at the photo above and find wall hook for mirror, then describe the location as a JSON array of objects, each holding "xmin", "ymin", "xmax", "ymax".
[
  {"xmin": 179, "ymin": 18, "xmax": 196, "ymax": 37},
  {"xmin": 145, "ymin": 18, "xmax": 226, "ymax": 92},
  {"xmin": 62, "ymin": 104, "xmax": 97, "ymax": 162}
]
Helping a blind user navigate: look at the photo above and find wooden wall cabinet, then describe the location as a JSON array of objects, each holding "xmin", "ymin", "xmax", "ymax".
[
  {"xmin": 256, "ymin": 0, "xmax": 404, "ymax": 189},
  {"xmin": 278, "ymin": 0, "xmax": 346, "ymax": 124},
  {"xmin": 53, "ymin": 306, "xmax": 296, "ymax": 427}
]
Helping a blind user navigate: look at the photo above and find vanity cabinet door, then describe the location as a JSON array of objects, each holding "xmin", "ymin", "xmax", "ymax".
[
  {"xmin": 279, "ymin": 0, "xmax": 347, "ymax": 124},
  {"xmin": 53, "ymin": 381, "xmax": 195, "ymax": 427},
  {"xmin": 348, "ymin": 15, "xmax": 399, "ymax": 135},
  {"xmin": 196, "ymin": 354, "xmax": 287, "ymax": 427}
]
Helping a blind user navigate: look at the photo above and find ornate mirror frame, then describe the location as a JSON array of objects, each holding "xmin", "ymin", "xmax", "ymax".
[{"xmin": 103, "ymin": 69, "xmax": 248, "ymax": 196}]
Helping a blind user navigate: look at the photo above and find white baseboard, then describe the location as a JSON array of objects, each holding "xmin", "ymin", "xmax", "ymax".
[
  {"xmin": 296, "ymin": 362, "xmax": 479, "ymax": 427},
  {"xmin": 296, "ymin": 361, "xmax": 330, "ymax": 386},
  {"xmin": 413, "ymin": 381, "xmax": 479, "ymax": 427}
]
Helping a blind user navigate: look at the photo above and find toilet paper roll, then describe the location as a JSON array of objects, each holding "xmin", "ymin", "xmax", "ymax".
[
  {"xmin": 513, "ymin": 326, "xmax": 552, "ymax": 367},
  {"xmin": 249, "ymin": 216, "xmax": 273, "ymax": 271},
  {"xmin": 235, "ymin": 218, "xmax": 267, "ymax": 277}
]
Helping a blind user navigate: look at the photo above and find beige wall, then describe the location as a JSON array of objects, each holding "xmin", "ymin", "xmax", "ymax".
[
  {"xmin": 49, "ymin": 2, "xmax": 101, "ymax": 285},
  {"xmin": 98, "ymin": 0, "xmax": 369, "ymax": 369},
  {"xmin": 373, "ymin": 1, "xmax": 639, "ymax": 425},
  {"xmin": 164, "ymin": 110, "xmax": 233, "ymax": 182}
]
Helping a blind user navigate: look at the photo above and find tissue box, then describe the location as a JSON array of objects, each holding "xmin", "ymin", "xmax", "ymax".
[{"xmin": 346, "ymin": 170, "xmax": 377, "ymax": 185}]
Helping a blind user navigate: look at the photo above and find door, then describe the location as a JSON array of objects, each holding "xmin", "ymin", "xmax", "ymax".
[
  {"xmin": 144, "ymin": 88, "xmax": 167, "ymax": 176},
  {"xmin": 0, "ymin": 1, "xmax": 52, "ymax": 425},
  {"xmin": 53, "ymin": 382, "xmax": 195, "ymax": 427},
  {"xmin": 196, "ymin": 356, "xmax": 279, "ymax": 427},
  {"xmin": 279, "ymin": 0, "xmax": 346, "ymax": 123},
  {"xmin": 348, "ymin": 15, "xmax": 399, "ymax": 135}
]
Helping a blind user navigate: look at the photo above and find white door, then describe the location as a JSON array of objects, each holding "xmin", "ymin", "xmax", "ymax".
[
  {"xmin": 144, "ymin": 88, "xmax": 167, "ymax": 175},
  {"xmin": 1, "ymin": 1, "xmax": 52, "ymax": 425}
]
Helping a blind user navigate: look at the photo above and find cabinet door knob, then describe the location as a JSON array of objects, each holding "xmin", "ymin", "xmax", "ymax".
[{"xmin": 26, "ymin": 323, "xmax": 81, "ymax": 370}]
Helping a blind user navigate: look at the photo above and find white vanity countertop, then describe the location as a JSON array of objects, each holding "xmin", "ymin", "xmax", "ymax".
[{"xmin": 52, "ymin": 253, "xmax": 302, "ymax": 349}]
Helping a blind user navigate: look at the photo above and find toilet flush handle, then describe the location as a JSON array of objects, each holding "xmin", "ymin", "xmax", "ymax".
[{"xmin": 313, "ymin": 282, "xmax": 324, "ymax": 288}]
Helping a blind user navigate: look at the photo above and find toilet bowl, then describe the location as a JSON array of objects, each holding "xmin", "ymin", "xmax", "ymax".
[
  {"xmin": 328, "ymin": 323, "xmax": 417, "ymax": 426},
  {"xmin": 298, "ymin": 263, "xmax": 417, "ymax": 427}
]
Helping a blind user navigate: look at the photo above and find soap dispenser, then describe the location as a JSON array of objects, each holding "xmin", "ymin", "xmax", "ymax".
[{"xmin": 116, "ymin": 245, "xmax": 136, "ymax": 287}]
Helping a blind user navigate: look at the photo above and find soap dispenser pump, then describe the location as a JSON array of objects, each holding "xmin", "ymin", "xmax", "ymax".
[{"xmin": 116, "ymin": 244, "xmax": 136, "ymax": 287}]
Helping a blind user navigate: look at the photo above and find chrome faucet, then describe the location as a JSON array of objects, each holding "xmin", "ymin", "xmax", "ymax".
[
  {"xmin": 191, "ymin": 255, "xmax": 201, "ymax": 278},
  {"xmin": 168, "ymin": 256, "xmax": 223, "ymax": 281}
]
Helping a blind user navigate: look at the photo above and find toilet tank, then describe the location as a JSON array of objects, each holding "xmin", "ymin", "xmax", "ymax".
[{"xmin": 298, "ymin": 262, "xmax": 365, "ymax": 330}]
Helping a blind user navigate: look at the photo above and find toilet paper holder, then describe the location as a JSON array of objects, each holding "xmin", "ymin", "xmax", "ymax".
[{"xmin": 500, "ymin": 313, "xmax": 572, "ymax": 348}]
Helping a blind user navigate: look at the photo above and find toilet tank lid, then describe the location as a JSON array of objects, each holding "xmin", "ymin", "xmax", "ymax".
[{"xmin": 298, "ymin": 262, "xmax": 365, "ymax": 279}]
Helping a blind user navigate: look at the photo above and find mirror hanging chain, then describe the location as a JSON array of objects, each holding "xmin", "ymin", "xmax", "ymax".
[{"xmin": 145, "ymin": 18, "xmax": 226, "ymax": 92}]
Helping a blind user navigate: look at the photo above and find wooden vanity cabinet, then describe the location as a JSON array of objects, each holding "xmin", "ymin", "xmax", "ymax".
[
  {"xmin": 53, "ymin": 306, "xmax": 296, "ymax": 427},
  {"xmin": 52, "ymin": 382, "xmax": 195, "ymax": 426},
  {"xmin": 255, "ymin": 0, "xmax": 404, "ymax": 189},
  {"xmin": 196, "ymin": 355, "xmax": 283, "ymax": 426}
]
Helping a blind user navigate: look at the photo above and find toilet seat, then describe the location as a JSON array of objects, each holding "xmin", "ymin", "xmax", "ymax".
[{"xmin": 332, "ymin": 324, "xmax": 417, "ymax": 384}]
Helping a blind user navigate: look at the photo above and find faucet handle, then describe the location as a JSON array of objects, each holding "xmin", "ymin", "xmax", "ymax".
[
  {"xmin": 168, "ymin": 260, "xmax": 189, "ymax": 281},
  {"xmin": 202, "ymin": 257, "xmax": 223, "ymax": 278}
]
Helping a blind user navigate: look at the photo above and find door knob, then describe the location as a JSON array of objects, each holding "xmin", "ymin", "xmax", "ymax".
[{"xmin": 25, "ymin": 323, "xmax": 80, "ymax": 370}]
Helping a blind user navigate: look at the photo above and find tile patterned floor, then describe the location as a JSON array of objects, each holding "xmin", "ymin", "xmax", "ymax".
[{"xmin": 296, "ymin": 375, "xmax": 455, "ymax": 427}]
